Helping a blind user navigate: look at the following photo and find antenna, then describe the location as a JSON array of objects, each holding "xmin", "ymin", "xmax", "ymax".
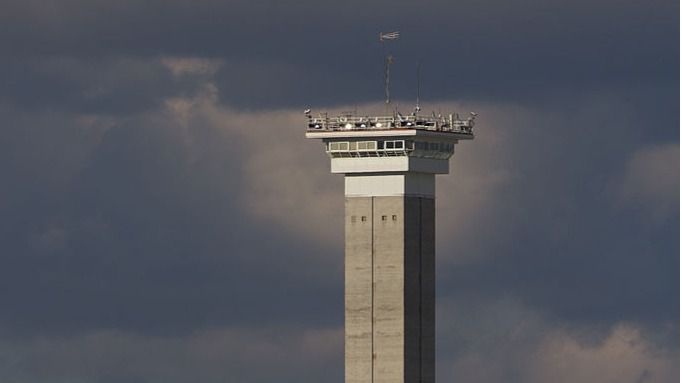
[
  {"xmin": 379, "ymin": 31, "xmax": 400, "ymax": 108},
  {"xmin": 385, "ymin": 54, "xmax": 392, "ymax": 105},
  {"xmin": 415, "ymin": 61, "xmax": 421, "ymax": 115}
]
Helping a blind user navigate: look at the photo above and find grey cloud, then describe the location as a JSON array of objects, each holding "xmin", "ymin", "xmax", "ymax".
[
  {"xmin": 0, "ymin": 325, "xmax": 343, "ymax": 383},
  {"xmin": 0, "ymin": 0, "xmax": 677, "ymax": 110},
  {"xmin": 0, "ymin": 99, "xmax": 342, "ymax": 337},
  {"xmin": 427, "ymin": 96, "xmax": 679, "ymax": 329},
  {"xmin": 436, "ymin": 296, "xmax": 678, "ymax": 383},
  {"xmin": 0, "ymin": 57, "xmax": 214, "ymax": 114}
]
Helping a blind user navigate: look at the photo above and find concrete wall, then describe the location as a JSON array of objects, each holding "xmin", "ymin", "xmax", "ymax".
[
  {"xmin": 331, "ymin": 157, "xmax": 448, "ymax": 174},
  {"xmin": 345, "ymin": 197, "xmax": 373, "ymax": 383},
  {"xmin": 345, "ymin": 196, "xmax": 435, "ymax": 383},
  {"xmin": 344, "ymin": 173, "xmax": 435, "ymax": 198}
]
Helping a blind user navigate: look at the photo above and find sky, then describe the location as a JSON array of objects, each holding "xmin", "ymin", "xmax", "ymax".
[{"xmin": 0, "ymin": 0, "xmax": 679, "ymax": 382}]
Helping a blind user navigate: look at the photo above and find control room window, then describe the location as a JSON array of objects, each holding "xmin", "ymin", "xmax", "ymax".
[
  {"xmin": 357, "ymin": 141, "xmax": 376, "ymax": 151},
  {"xmin": 329, "ymin": 142, "xmax": 350, "ymax": 151}
]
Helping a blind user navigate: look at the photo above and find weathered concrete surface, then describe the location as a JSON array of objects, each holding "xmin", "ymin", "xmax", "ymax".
[
  {"xmin": 345, "ymin": 197, "xmax": 373, "ymax": 383},
  {"xmin": 345, "ymin": 196, "xmax": 435, "ymax": 383}
]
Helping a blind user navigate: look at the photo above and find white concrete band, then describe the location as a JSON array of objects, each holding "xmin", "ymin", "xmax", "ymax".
[
  {"xmin": 331, "ymin": 157, "xmax": 449, "ymax": 174},
  {"xmin": 344, "ymin": 173, "xmax": 435, "ymax": 197}
]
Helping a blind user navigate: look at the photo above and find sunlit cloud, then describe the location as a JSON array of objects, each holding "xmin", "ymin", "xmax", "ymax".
[
  {"xmin": 615, "ymin": 143, "xmax": 679, "ymax": 223},
  {"xmin": 161, "ymin": 57, "xmax": 223, "ymax": 77}
]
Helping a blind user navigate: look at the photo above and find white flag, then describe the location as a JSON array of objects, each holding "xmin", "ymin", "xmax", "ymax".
[{"xmin": 380, "ymin": 31, "xmax": 400, "ymax": 41}]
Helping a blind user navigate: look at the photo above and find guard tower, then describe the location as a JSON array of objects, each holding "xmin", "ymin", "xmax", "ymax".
[{"xmin": 306, "ymin": 111, "xmax": 475, "ymax": 383}]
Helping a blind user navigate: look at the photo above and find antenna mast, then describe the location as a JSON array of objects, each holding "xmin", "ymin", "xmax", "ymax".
[
  {"xmin": 385, "ymin": 54, "xmax": 392, "ymax": 105},
  {"xmin": 379, "ymin": 31, "xmax": 400, "ymax": 107},
  {"xmin": 416, "ymin": 61, "xmax": 421, "ymax": 114}
]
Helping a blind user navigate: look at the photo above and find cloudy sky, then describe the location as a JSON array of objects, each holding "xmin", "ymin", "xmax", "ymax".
[{"xmin": 0, "ymin": 0, "xmax": 679, "ymax": 382}]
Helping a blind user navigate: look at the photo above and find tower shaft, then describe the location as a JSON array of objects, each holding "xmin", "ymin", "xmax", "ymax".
[{"xmin": 345, "ymin": 194, "xmax": 435, "ymax": 383}]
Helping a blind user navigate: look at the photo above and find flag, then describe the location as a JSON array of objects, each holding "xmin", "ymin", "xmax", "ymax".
[{"xmin": 379, "ymin": 31, "xmax": 400, "ymax": 41}]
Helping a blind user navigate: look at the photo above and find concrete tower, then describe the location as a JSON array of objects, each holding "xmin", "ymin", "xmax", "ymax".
[{"xmin": 306, "ymin": 112, "xmax": 474, "ymax": 383}]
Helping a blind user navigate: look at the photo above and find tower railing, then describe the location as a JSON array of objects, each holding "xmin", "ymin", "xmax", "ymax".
[{"xmin": 306, "ymin": 113, "xmax": 475, "ymax": 135}]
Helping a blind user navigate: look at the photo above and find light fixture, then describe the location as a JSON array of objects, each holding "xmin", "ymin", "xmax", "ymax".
[
  {"xmin": 345, "ymin": 123, "xmax": 353, "ymax": 129},
  {"xmin": 376, "ymin": 122, "xmax": 383, "ymax": 128}
]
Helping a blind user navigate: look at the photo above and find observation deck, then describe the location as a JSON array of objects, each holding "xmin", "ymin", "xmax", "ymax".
[{"xmin": 305, "ymin": 110, "xmax": 476, "ymax": 176}]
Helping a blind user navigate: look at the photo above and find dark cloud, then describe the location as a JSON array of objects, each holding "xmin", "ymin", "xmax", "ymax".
[
  {"xmin": 0, "ymin": 57, "xmax": 212, "ymax": 114},
  {"xmin": 435, "ymin": 95, "xmax": 679, "ymax": 328},
  {"xmin": 0, "ymin": 0, "xmax": 678, "ymax": 110},
  {"xmin": 0, "ymin": 326, "xmax": 344, "ymax": 383},
  {"xmin": 0, "ymin": 106, "xmax": 342, "ymax": 337}
]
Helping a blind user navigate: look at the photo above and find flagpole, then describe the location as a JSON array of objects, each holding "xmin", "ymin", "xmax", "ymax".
[{"xmin": 379, "ymin": 31, "xmax": 399, "ymax": 115}]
